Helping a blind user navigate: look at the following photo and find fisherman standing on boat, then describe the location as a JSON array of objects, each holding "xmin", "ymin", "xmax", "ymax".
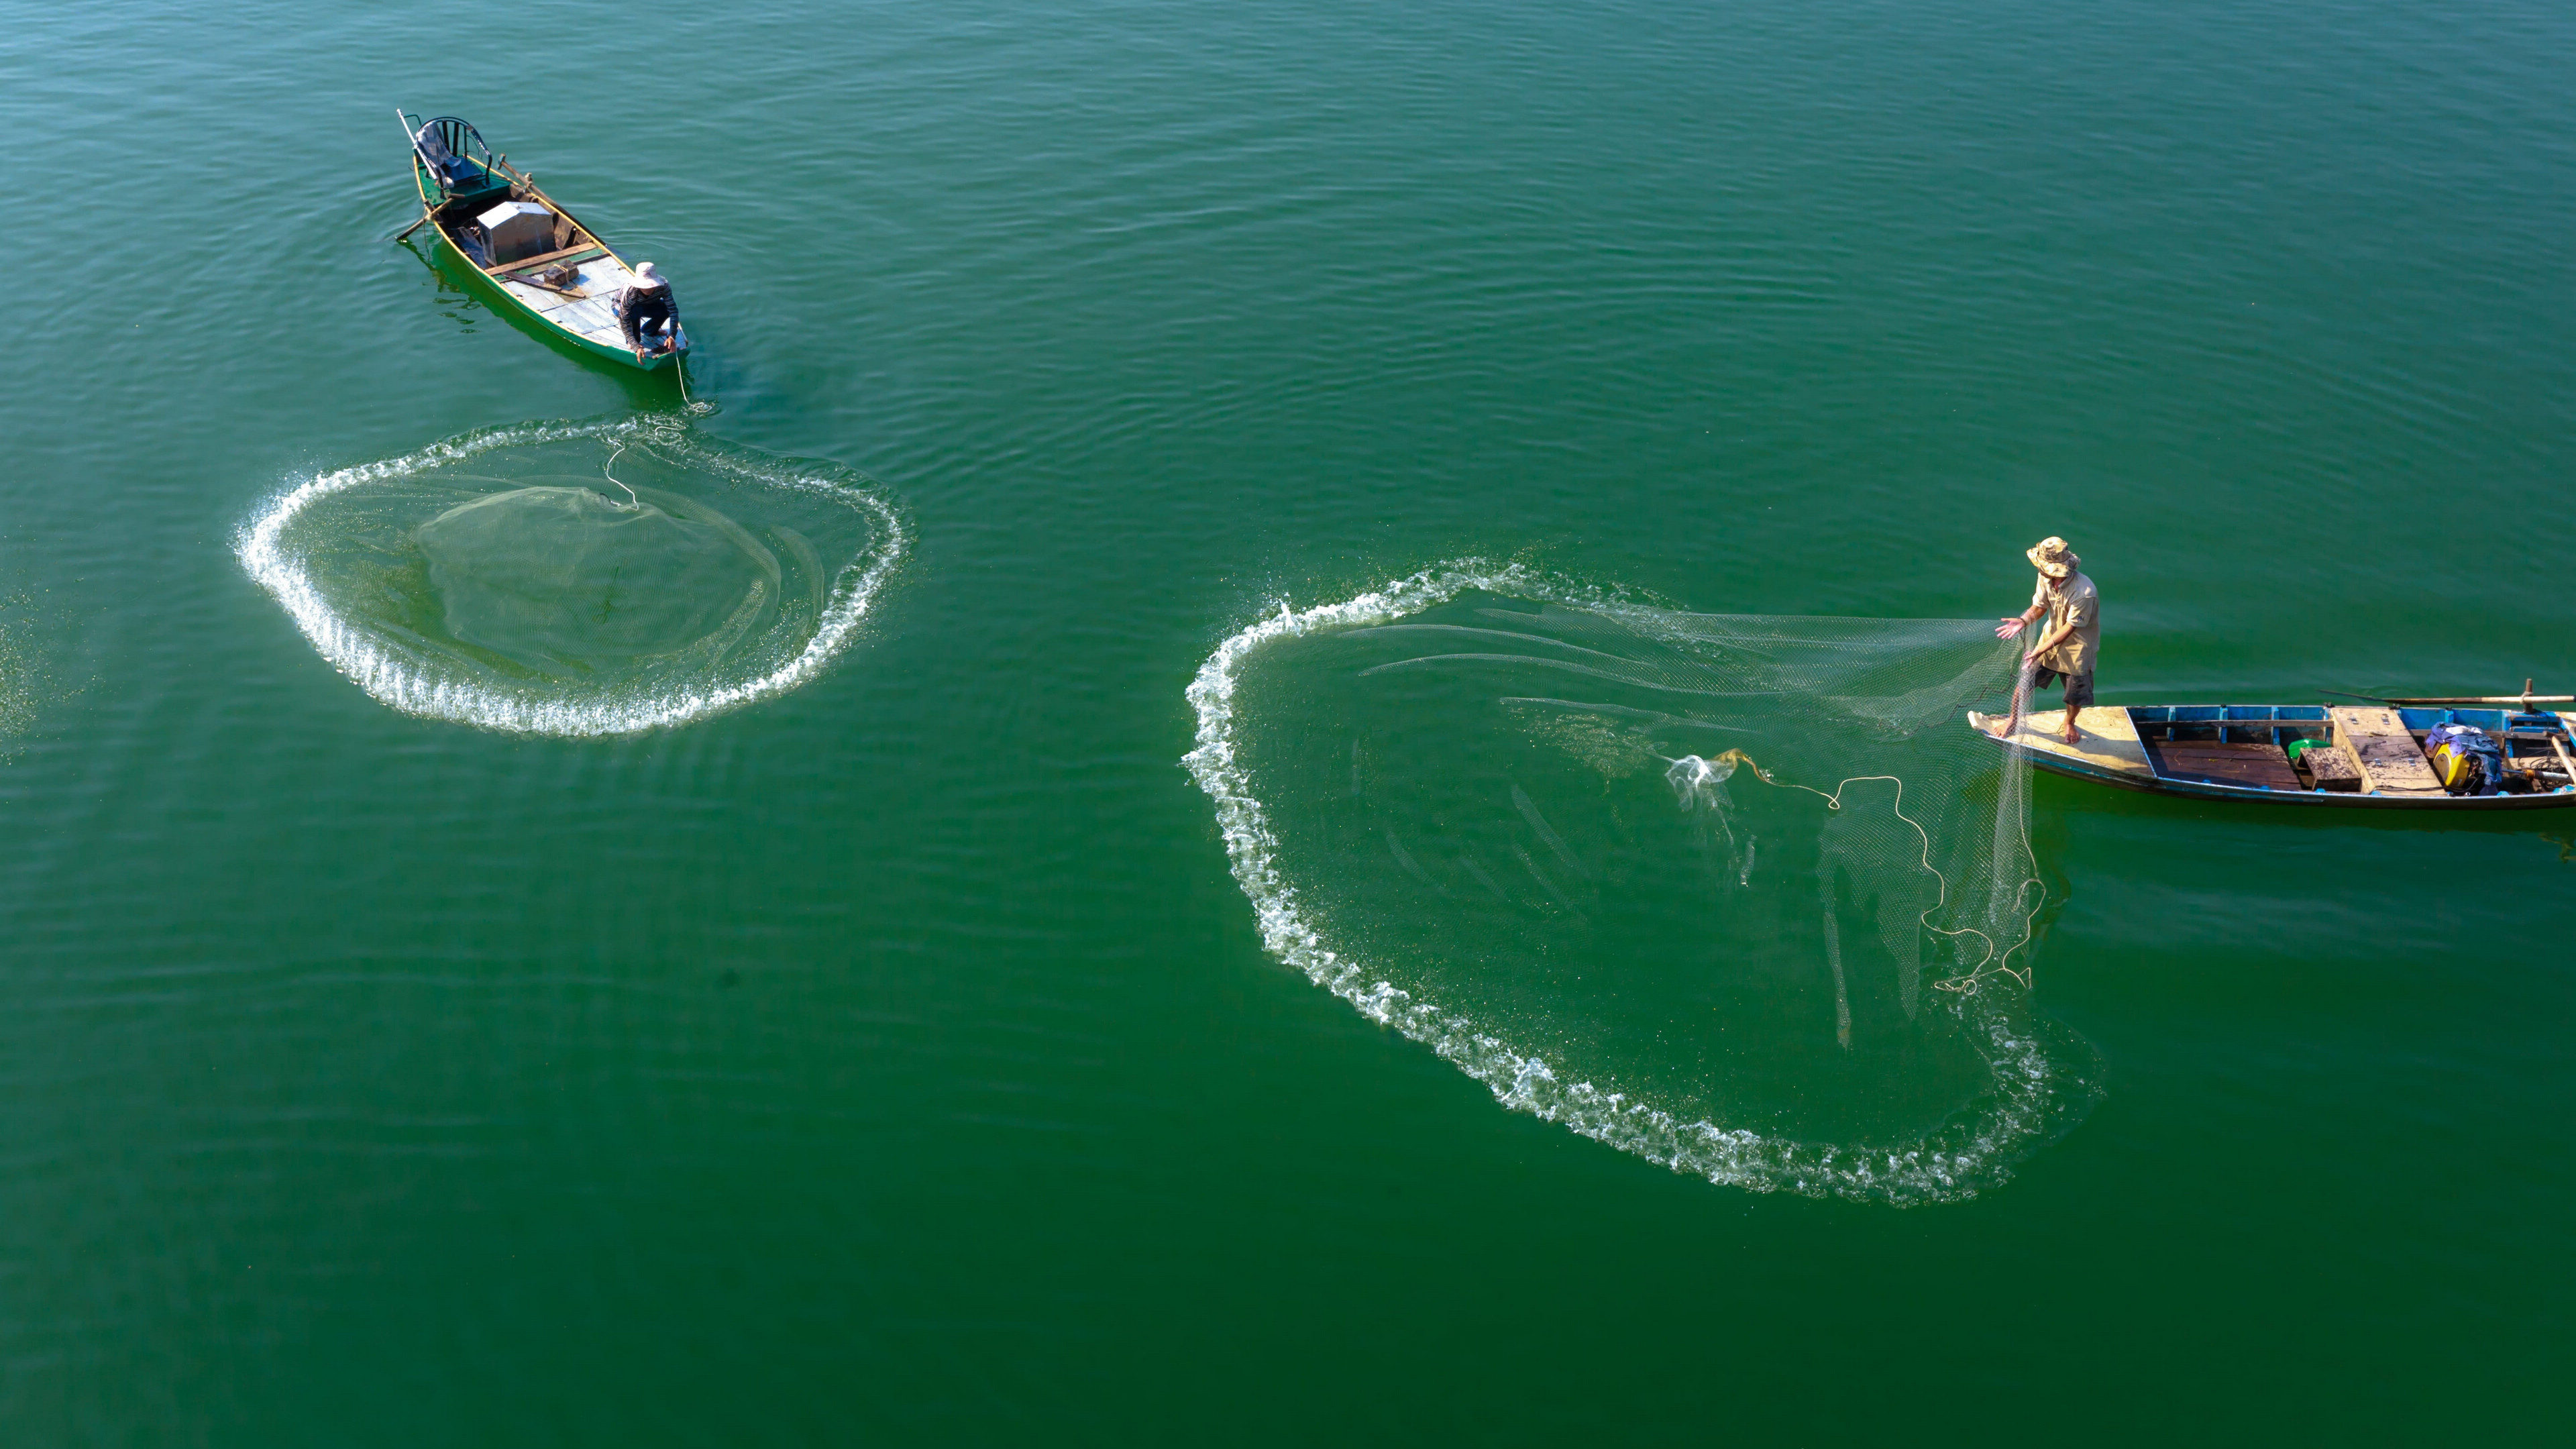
[
  {"xmin": 614, "ymin": 262, "xmax": 678, "ymax": 362},
  {"xmin": 1997, "ymin": 536, "xmax": 2098, "ymax": 747}
]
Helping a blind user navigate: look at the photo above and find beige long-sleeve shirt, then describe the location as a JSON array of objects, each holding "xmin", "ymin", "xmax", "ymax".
[{"xmin": 2029, "ymin": 571, "xmax": 2100, "ymax": 675}]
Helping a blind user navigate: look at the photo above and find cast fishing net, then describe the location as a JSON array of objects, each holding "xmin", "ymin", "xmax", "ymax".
[
  {"xmin": 415, "ymin": 486, "xmax": 779, "ymax": 676},
  {"xmin": 239, "ymin": 417, "xmax": 905, "ymax": 735},
  {"xmin": 1186, "ymin": 563, "xmax": 2097, "ymax": 1205}
]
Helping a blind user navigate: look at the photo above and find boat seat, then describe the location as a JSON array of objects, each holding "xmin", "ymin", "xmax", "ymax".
[
  {"xmin": 440, "ymin": 183, "xmax": 513, "ymax": 217},
  {"xmin": 2326, "ymin": 706, "xmax": 2446, "ymax": 795}
]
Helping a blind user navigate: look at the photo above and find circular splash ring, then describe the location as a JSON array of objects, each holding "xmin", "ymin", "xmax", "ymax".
[
  {"xmin": 239, "ymin": 417, "xmax": 906, "ymax": 737},
  {"xmin": 1181, "ymin": 561, "xmax": 2094, "ymax": 1205}
]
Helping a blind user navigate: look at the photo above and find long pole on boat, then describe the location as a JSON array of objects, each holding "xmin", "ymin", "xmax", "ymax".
[
  {"xmin": 391, "ymin": 109, "xmax": 437, "ymax": 241},
  {"xmin": 2386, "ymin": 696, "xmax": 2575, "ymax": 706},
  {"xmin": 2326, "ymin": 684, "xmax": 2573, "ymax": 709},
  {"xmin": 2384, "ymin": 680, "xmax": 2573, "ymax": 708}
]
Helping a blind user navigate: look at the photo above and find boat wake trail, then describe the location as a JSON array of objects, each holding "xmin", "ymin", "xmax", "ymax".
[
  {"xmin": 1183, "ymin": 563, "xmax": 2099, "ymax": 1205},
  {"xmin": 239, "ymin": 416, "xmax": 906, "ymax": 735}
]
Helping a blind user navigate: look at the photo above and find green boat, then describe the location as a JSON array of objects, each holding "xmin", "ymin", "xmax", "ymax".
[{"xmin": 399, "ymin": 111, "xmax": 689, "ymax": 373}]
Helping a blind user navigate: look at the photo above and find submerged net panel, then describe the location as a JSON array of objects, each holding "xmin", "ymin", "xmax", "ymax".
[
  {"xmin": 1186, "ymin": 563, "xmax": 2092, "ymax": 1205},
  {"xmin": 417, "ymin": 486, "xmax": 781, "ymax": 674}
]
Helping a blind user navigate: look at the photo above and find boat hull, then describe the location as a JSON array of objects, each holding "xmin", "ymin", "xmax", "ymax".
[{"xmin": 1970, "ymin": 704, "xmax": 2576, "ymax": 811}]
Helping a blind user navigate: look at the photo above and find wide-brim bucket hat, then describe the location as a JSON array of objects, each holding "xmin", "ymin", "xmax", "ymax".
[{"xmin": 2027, "ymin": 536, "xmax": 2079, "ymax": 579}]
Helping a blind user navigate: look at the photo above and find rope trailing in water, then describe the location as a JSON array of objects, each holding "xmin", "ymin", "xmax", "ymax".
[
  {"xmin": 600, "ymin": 439, "xmax": 640, "ymax": 508},
  {"xmin": 672, "ymin": 343, "xmax": 713, "ymax": 416},
  {"xmin": 1665, "ymin": 748, "xmax": 2045, "ymax": 994}
]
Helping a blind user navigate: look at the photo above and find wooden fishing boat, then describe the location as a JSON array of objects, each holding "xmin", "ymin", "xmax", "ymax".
[
  {"xmin": 398, "ymin": 112, "xmax": 688, "ymax": 372},
  {"xmin": 1968, "ymin": 692, "xmax": 2576, "ymax": 810}
]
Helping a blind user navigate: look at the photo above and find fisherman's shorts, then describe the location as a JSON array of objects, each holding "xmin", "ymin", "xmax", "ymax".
[{"xmin": 2033, "ymin": 668, "xmax": 2094, "ymax": 709}]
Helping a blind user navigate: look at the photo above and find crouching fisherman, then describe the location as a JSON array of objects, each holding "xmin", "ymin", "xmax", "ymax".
[{"xmin": 615, "ymin": 261, "xmax": 680, "ymax": 362}]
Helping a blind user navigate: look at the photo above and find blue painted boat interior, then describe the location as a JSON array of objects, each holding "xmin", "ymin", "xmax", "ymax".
[
  {"xmin": 2107, "ymin": 704, "xmax": 2573, "ymax": 798},
  {"xmin": 2125, "ymin": 704, "xmax": 2565, "ymax": 739}
]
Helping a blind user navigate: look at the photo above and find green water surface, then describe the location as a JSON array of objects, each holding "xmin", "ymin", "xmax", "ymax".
[{"xmin": 3, "ymin": 0, "xmax": 2570, "ymax": 1441}]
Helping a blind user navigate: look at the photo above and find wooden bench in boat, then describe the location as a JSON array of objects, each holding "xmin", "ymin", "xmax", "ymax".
[
  {"xmin": 488, "ymin": 241, "xmax": 607, "ymax": 278},
  {"xmin": 2301, "ymin": 744, "xmax": 2363, "ymax": 790},
  {"xmin": 2328, "ymin": 706, "xmax": 2446, "ymax": 796}
]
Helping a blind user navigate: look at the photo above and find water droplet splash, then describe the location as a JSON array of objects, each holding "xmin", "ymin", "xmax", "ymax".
[{"xmin": 1666, "ymin": 751, "xmax": 1735, "ymax": 806}]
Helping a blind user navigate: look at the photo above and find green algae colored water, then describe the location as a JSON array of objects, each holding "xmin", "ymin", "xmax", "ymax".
[{"xmin": 3, "ymin": 0, "xmax": 2571, "ymax": 1441}]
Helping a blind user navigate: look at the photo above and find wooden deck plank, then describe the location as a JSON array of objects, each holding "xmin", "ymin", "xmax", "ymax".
[
  {"xmin": 1970, "ymin": 707, "xmax": 2154, "ymax": 776},
  {"xmin": 571, "ymin": 258, "xmax": 636, "ymax": 294},
  {"xmin": 500, "ymin": 279, "xmax": 578, "ymax": 313},
  {"xmin": 2328, "ymin": 706, "xmax": 2447, "ymax": 795},
  {"xmin": 546, "ymin": 297, "xmax": 622, "ymax": 341},
  {"xmin": 2143, "ymin": 739, "xmax": 2305, "ymax": 790},
  {"xmin": 505, "ymin": 259, "xmax": 651, "ymax": 347}
]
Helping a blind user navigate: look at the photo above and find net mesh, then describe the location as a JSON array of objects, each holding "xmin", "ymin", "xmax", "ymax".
[
  {"xmin": 1187, "ymin": 563, "xmax": 2094, "ymax": 1205},
  {"xmin": 417, "ymin": 486, "xmax": 784, "ymax": 676}
]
